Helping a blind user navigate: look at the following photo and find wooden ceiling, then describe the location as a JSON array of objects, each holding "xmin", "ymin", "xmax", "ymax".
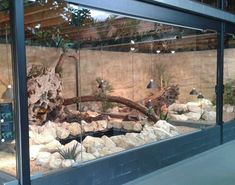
[{"xmin": 0, "ymin": 0, "xmax": 234, "ymax": 52}]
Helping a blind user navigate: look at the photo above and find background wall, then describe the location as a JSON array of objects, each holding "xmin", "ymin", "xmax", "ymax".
[{"xmin": 1, "ymin": 44, "xmax": 234, "ymax": 104}]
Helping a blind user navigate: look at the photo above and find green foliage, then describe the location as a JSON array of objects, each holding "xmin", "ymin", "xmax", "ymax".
[
  {"xmin": 146, "ymin": 107, "xmax": 155, "ymax": 116},
  {"xmin": 94, "ymin": 77, "xmax": 114, "ymax": 112},
  {"xmin": 159, "ymin": 112, "xmax": 169, "ymax": 121},
  {"xmin": 58, "ymin": 143, "xmax": 79, "ymax": 160},
  {"xmin": 223, "ymin": 80, "xmax": 235, "ymax": 105}
]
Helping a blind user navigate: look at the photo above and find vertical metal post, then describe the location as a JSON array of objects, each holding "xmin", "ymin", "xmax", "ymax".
[
  {"xmin": 216, "ymin": 0, "xmax": 224, "ymax": 144},
  {"xmin": 10, "ymin": 0, "xmax": 31, "ymax": 185}
]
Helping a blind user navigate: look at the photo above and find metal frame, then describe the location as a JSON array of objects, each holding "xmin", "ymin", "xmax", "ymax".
[
  {"xmin": 10, "ymin": 0, "xmax": 31, "ymax": 185},
  {"xmin": 7, "ymin": 0, "xmax": 235, "ymax": 184}
]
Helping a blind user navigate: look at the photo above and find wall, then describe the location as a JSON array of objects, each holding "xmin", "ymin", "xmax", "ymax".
[{"xmin": 1, "ymin": 44, "xmax": 235, "ymax": 104}]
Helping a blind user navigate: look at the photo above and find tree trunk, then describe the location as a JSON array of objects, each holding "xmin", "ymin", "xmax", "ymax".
[{"xmin": 64, "ymin": 95, "xmax": 159, "ymax": 122}]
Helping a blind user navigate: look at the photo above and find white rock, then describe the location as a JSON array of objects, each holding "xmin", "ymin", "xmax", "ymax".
[
  {"xmin": 108, "ymin": 121, "xmax": 123, "ymax": 129},
  {"xmin": 30, "ymin": 145, "xmax": 43, "ymax": 160},
  {"xmin": 187, "ymin": 104, "xmax": 202, "ymax": 114},
  {"xmin": 139, "ymin": 126, "xmax": 157, "ymax": 143},
  {"xmin": 40, "ymin": 140, "xmax": 62, "ymax": 153},
  {"xmin": 61, "ymin": 159, "xmax": 75, "ymax": 168},
  {"xmin": 223, "ymin": 104, "xmax": 234, "ymax": 113},
  {"xmin": 123, "ymin": 121, "xmax": 135, "ymax": 131},
  {"xmin": 202, "ymin": 111, "xmax": 216, "ymax": 121},
  {"xmin": 33, "ymin": 133, "xmax": 55, "ymax": 145},
  {"xmin": 96, "ymin": 120, "xmax": 108, "ymax": 130},
  {"xmin": 81, "ymin": 120, "xmax": 88, "ymax": 125},
  {"xmin": 133, "ymin": 122, "xmax": 142, "ymax": 132},
  {"xmin": 61, "ymin": 122, "xmax": 71, "ymax": 130},
  {"xmin": 49, "ymin": 152, "xmax": 62, "ymax": 169},
  {"xmin": 76, "ymin": 152, "xmax": 96, "ymax": 162},
  {"xmin": 101, "ymin": 135, "xmax": 116, "ymax": 148},
  {"xmin": 68, "ymin": 122, "xmax": 81, "ymax": 136},
  {"xmin": 169, "ymin": 114, "xmax": 188, "ymax": 121},
  {"xmin": 83, "ymin": 123, "xmax": 96, "ymax": 132},
  {"xmin": 82, "ymin": 136, "xmax": 105, "ymax": 153},
  {"xmin": 168, "ymin": 103, "xmax": 188, "ymax": 113},
  {"xmin": 63, "ymin": 140, "xmax": 86, "ymax": 154},
  {"xmin": 154, "ymin": 120, "xmax": 178, "ymax": 135},
  {"xmin": 99, "ymin": 147, "xmax": 124, "ymax": 156},
  {"xmin": 36, "ymin": 152, "xmax": 51, "ymax": 167},
  {"xmin": 184, "ymin": 112, "xmax": 201, "ymax": 121},
  {"xmin": 56, "ymin": 127, "xmax": 70, "ymax": 139}
]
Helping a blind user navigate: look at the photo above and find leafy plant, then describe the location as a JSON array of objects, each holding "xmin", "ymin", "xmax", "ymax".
[
  {"xmin": 58, "ymin": 143, "xmax": 79, "ymax": 160},
  {"xmin": 94, "ymin": 77, "xmax": 114, "ymax": 112}
]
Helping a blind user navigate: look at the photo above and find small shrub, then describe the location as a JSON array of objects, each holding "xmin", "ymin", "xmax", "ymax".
[{"xmin": 58, "ymin": 143, "xmax": 79, "ymax": 160}]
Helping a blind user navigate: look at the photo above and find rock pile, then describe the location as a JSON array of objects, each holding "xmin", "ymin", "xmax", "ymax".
[
  {"xmin": 168, "ymin": 99, "xmax": 216, "ymax": 122},
  {"xmin": 29, "ymin": 120, "xmax": 179, "ymax": 170}
]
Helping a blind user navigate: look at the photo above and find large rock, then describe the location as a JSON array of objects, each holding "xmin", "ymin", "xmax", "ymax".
[
  {"xmin": 154, "ymin": 120, "xmax": 178, "ymax": 135},
  {"xmin": 63, "ymin": 140, "xmax": 86, "ymax": 154},
  {"xmin": 101, "ymin": 135, "xmax": 116, "ymax": 148},
  {"xmin": 83, "ymin": 123, "xmax": 96, "ymax": 132},
  {"xmin": 223, "ymin": 104, "xmax": 234, "ymax": 113},
  {"xmin": 99, "ymin": 147, "xmax": 124, "ymax": 156},
  {"xmin": 168, "ymin": 103, "xmax": 188, "ymax": 113},
  {"xmin": 76, "ymin": 152, "xmax": 96, "ymax": 162},
  {"xmin": 68, "ymin": 122, "xmax": 81, "ymax": 136},
  {"xmin": 33, "ymin": 133, "xmax": 55, "ymax": 145},
  {"xmin": 49, "ymin": 152, "xmax": 63, "ymax": 169},
  {"xmin": 30, "ymin": 145, "xmax": 43, "ymax": 160},
  {"xmin": 202, "ymin": 111, "xmax": 216, "ymax": 121},
  {"xmin": 138, "ymin": 125, "xmax": 158, "ymax": 143},
  {"xmin": 40, "ymin": 140, "xmax": 62, "ymax": 153},
  {"xmin": 187, "ymin": 104, "xmax": 202, "ymax": 114},
  {"xmin": 82, "ymin": 136, "xmax": 105, "ymax": 154},
  {"xmin": 96, "ymin": 120, "xmax": 108, "ymax": 131},
  {"xmin": 108, "ymin": 121, "xmax": 123, "ymax": 129},
  {"xmin": 36, "ymin": 152, "xmax": 51, "ymax": 167},
  {"xmin": 184, "ymin": 112, "xmax": 201, "ymax": 121},
  {"xmin": 56, "ymin": 127, "xmax": 70, "ymax": 139},
  {"xmin": 169, "ymin": 114, "xmax": 188, "ymax": 121}
]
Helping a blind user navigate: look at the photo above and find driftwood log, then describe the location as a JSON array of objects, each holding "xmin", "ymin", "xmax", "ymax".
[
  {"xmin": 151, "ymin": 85, "xmax": 180, "ymax": 115},
  {"xmin": 64, "ymin": 95, "xmax": 159, "ymax": 122}
]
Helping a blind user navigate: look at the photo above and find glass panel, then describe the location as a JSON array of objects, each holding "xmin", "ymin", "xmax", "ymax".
[
  {"xmin": 223, "ymin": 33, "xmax": 235, "ymax": 122},
  {"xmin": 25, "ymin": 0, "xmax": 217, "ymax": 175},
  {"xmin": 0, "ymin": 0, "xmax": 16, "ymax": 176}
]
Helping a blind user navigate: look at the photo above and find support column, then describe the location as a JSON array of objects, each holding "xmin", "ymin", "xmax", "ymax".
[{"xmin": 10, "ymin": 0, "xmax": 31, "ymax": 185}]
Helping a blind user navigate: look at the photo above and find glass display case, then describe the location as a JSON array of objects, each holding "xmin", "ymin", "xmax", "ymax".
[{"xmin": 0, "ymin": 0, "xmax": 234, "ymax": 185}]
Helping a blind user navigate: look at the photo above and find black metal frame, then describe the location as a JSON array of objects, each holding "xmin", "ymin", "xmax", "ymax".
[
  {"xmin": 10, "ymin": 0, "xmax": 31, "ymax": 185},
  {"xmin": 7, "ymin": 0, "xmax": 235, "ymax": 184}
]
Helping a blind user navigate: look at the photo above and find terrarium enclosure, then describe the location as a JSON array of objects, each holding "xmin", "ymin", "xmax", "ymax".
[{"xmin": 0, "ymin": 0, "xmax": 235, "ymax": 178}]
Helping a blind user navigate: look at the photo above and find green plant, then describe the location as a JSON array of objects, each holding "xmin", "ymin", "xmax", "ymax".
[
  {"xmin": 94, "ymin": 77, "xmax": 114, "ymax": 112},
  {"xmin": 58, "ymin": 143, "xmax": 79, "ymax": 160},
  {"xmin": 223, "ymin": 79, "xmax": 235, "ymax": 105},
  {"xmin": 146, "ymin": 107, "xmax": 155, "ymax": 115}
]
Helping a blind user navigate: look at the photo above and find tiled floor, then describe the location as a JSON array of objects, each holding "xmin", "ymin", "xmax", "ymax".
[{"xmin": 125, "ymin": 140, "xmax": 235, "ymax": 185}]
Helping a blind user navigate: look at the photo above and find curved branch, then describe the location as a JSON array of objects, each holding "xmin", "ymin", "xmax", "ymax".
[{"xmin": 64, "ymin": 95, "xmax": 159, "ymax": 122}]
